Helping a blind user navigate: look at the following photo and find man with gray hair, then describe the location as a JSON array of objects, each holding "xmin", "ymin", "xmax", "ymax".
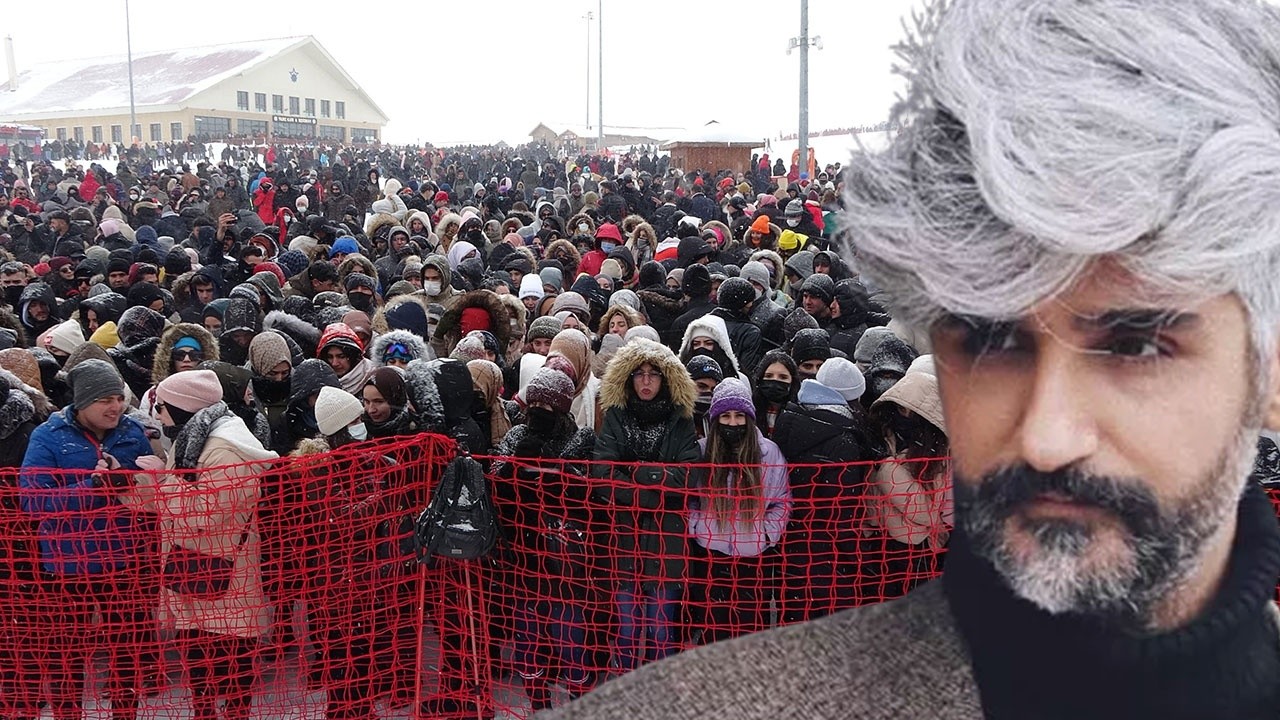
[{"xmin": 543, "ymin": 1, "xmax": 1280, "ymax": 718}]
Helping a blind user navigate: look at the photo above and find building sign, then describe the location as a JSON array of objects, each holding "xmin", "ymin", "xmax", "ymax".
[{"xmin": 272, "ymin": 115, "xmax": 316, "ymax": 125}]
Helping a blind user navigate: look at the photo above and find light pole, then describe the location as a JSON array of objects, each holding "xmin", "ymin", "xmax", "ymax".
[
  {"xmin": 583, "ymin": 11, "xmax": 593, "ymax": 130},
  {"xmin": 788, "ymin": 0, "xmax": 822, "ymax": 178},
  {"xmin": 597, "ymin": 0, "xmax": 603, "ymax": 152},
  {"xmin": 125, "ymin": 0, "xmax": 137, "ymax": 145}
]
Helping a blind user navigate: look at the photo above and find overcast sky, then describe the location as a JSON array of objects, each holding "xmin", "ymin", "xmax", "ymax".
[{"xmin": 4, "ymin": 0, "xmax": 925, "ymax": 146}]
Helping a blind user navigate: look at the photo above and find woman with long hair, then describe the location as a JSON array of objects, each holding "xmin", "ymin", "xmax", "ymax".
[{"xmin": 688, "ymin": 378, "xmax": 792, "ymax": 644}]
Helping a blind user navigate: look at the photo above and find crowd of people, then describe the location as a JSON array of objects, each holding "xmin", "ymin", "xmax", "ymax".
[{"xmin": 0, "ymin": 137, "xmax": 1273, "ymax": 720}]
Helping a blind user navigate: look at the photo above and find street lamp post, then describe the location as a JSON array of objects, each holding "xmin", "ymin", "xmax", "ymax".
[
  {"xmin": 125, "ymin": 0, "xmax": 137, "ymax": 145},
  {"xmin": 584, "ymin": 11, "xmax": 593, "ymax": 130},
  {"xmin": 597, "ymin": 0, "xmax": 603, "ymax": 152},
  {"xmin": 788, "ymin": 0, "xmax": 822, "ymax": 179}
]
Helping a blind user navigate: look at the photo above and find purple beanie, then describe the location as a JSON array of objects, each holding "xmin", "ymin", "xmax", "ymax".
[{"xmin": 708, "ymin": 377, "xmax": 755, "ymax": 420}]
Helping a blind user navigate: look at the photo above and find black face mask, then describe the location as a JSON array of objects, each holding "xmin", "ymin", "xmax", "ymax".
[
  {"xmin": 252, "ymin": 376, "xmax": 290, "ymax": 404},
  {"xmin": 162, "ymin": 424, "xmax": 182, "ymax": 440},
  {"xmin": 693, "ymin": 392, "xmax": 713, "ymax": 416},
  {"xmin": 757, "ymin": 379, "xmax": 791, "ymax": 405},
  {"xmin": 718, "ymin": 425, "xmax": 748, "ymax": 446},
  {"xmin": 526, "ymin": 406, "xmax": 557, "ymax": 435},
  {"xmin": 348, "ymin": 293, "xmax": 373, "ymax": 313},
  {"xmin": 4, "ymin": 285, "xmax": 23, "ymax": 308}
]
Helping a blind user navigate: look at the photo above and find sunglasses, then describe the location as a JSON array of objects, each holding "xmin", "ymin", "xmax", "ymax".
[{"xmin": 171, "ymin": 350, "xmax": 204, "ymax": 362}]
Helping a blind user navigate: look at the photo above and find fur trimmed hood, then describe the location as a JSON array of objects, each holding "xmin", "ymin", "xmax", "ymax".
[
  {"xmin": 680, "ymin": 313, "xmax": 742, "ymax": 378},
  {"xmin": 337, "ymin": 254, "xmax": 378, "ymax": 284},
  {"xmin": 289, "ymin": 436, "xmax": 331, "ymax": 457},
  {"xmin": 434, "ymin": 290, "xmax": 510, "ymax": 348},
  {"xmin": 597, "ymin": 304, "xmax": 645, "ymax": 336},
  {"xmin": 371, "ymin": 293, "xmax": 431, "ymax": 336},
  {"xmin": 0, "ymin": 367, "xmax": 51, "ymax": 438},
  {"xmin": 364, "ymin": 211, "xmax": 399, "ymax": 239},
  {"xmin": 598, "ymin": 337, "xmax": 696, "ymax": 417},
  {"xmin": 152, "ymin": 323, "xmax": 219, "ymax": 384},
  {"xmin": 369, "ymin": 329, "xmax": 430, "ymax": 367},
  {"xmin": 264, "ymin": 310, "xmax": 321, "ymax": 355},
  {"xmin": 750, "ymin": 249, "xmax": 787, "ymax": 290},
  {"xmin": 436, "ymin": 212, "xmax": 464, "ymax": 245},
  {"xmin": 405, "ymin": 210, "xmax": 434, "ymax": 236},
  {"xmin": 544, "ymin": 238, "xmax": 582, "ymax": 276},
  {"xmin": 628, "ymin": 221, "xmax": 658, "ymax": 254},
  {"xmin": 566, "ymin": 212, "xmax": 596, "ymax": 236}
]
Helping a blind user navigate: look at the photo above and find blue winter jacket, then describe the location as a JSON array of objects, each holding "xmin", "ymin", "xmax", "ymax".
[{"xmin": 19, "ymin": 407, "xmax": 152, "ymax": 575}]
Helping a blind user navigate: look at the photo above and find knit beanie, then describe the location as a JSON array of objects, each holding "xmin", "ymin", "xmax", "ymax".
[
  {"xmin": 47, "ymin": 320, "xmax": 87, "ymax": 356},
  {"xmin": 624, "ymin": 325, "xmax": 661, "ymax": 344},
  {"xmin": 749, "ymin": 214, "xmax": 772, "ymax": 235},
  {"xmin": 127, "ymin": 282, "xmax": 165, "ymax": 310},
  {"xmin": 791, "ymin": 328, "xmax": 833, "ymax": 364},
  {"xmin": 344, "ymin": 272, "xmax": 377, "ymax": 293},
  {"xmin": 681, "ymin": 264, "xmax": 712, "ymax": 297},
  {"xmin": 539, "ymin": 266, "xmax": 563, "ymax": 292},
  {"xmin": 459, "ymin": 306, "xmax": 492, "ymax": 335},
  {"xmin": 686, "ymin": 355, "xmax": 723, "ymax": 383},
  {"xmin": 550, "ymin": 291, "xmax": 590, "ymax": 321},
  {"xmin": 156, "ymin": 369, "xmax": 224, "ymax": 413},
  {"xmin": 69, "ymin": 358, "xmax": 127, "ymax": 410},
  {"xmin": 739, "ymin": 261, "xmax": 771, "ymax": 299},
  {"xmin": 526, "ymin": 315, "xmax": 563, "ymax": 343},
  {"xmin": 315, "ymin": 385, "xmax": 363, "ymax": 436},
  {"xmin": 249, "ymin": 332, "xmax": 293, "ymax": 375},
  {"xmin": 518, "ymin": 274, "xmax": 544, "ymax": 301},
  {"xmin": 708, "ymin": 377, "xmax": 755, "ymax": 420},
  {"xmin": 525, "ymin": 366, "xmax": 575, "ymax": 414},
  {"xmin": 608, "ymin": 288, "xmax": 643, "ymax": 314},
  {"xmin": 800, "ymin": 273, "xmax": 835, "ymax": 303},
  {"xmin": 452, "ymin": 332, "xmax": 489, "ymax": 362},
  {"xmin": 600, "ymin": 258, "xmax": 624, "ymax": 281},
  {"xmin": 815, "ymin": 356, "xmax": 865, "ymax": 402},
  {"xmin": 89, "ymin": 322, "xmax": 120, "ymax": 349},
  {"xmin": 716, "ymin": 277, "xmax": 756, "ymax": 314},
  {"xmin": 783, "ymin": 307, "xmax": 819, "ymax": 340}
]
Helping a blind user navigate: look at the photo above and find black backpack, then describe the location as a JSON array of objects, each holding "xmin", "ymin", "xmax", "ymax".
[{"xmin": 414, "ymin": 455, "xmax": 499, "ymax": 563}]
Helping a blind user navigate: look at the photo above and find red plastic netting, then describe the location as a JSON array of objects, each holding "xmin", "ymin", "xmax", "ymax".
[{"xmin": 2, "ymin": 432, "xmax": 1276, "ymax": 719}]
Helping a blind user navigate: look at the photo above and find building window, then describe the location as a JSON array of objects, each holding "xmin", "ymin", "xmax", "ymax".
[
  {"xmin": 304, "ymin": 98, "xmax": 315, "ymax": 117},
  {"xmin": 170, "ymin": 122, "xmax": 183, "ymax": 141},
  {"xmin": 91, "ymin": 126, "xmax": 103, "ymax": 143},
  {"xmin": 236, "ymin": 90, "xmax": 249, "ymax": 111},
  {"xmin": 321, "ymin": 100, "xmax": 330, "ymax": 118},
  {"xmin": 149, "ymin": 123, "xmax": 161, "ymax": 142},
  {"xmin": 237, "ymin": 119, "xmax": 268, "ymax": 137},
  {"xmin": 352, "ymin": 128, "xmax": 376, "ymax": 143},
  {"xmin": 55, "ymin": 128, "xmax": 66, "ymax": 141},
  {"xmin": 194, "ymin": 116, "xmax": 231, "ymax": 138},
  {"xmin": 272, "ymin": 94, "xmax": 283, "ymax": 112},
  {"xmin": 111, "ymin": 125, "xmax": 122, "ymax": 143},
  {"xmin": 132, "ymin": 125, "xmax": 142, "ymax": 141},
  {"xmin": 288, "ymin": 96, "xmax": 300, "ymax": 115},
  {"xmin": 255, "ymin": 92, "xmax": 267, "ymax": 112},
  {"xmin": 335, "ymin": 101, "xmax": 345, "ymax": 119},
  {"xmin": 318, "ymin": 125, "xmax": 345, "ymax": 142},
  {"xmin": 73, "ymin": 127, "xmax": 84, "ymax": 143},
  {"xmin": 273, "ymin": 118, "xmax": 315, "ymax": 139}
]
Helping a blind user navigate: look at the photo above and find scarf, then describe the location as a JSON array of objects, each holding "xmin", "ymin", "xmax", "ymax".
[{"xmin": 171, "ymin": 401, "xmax": 237, "ymax": 470}]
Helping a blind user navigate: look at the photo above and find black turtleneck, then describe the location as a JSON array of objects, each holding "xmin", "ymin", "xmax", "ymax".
[{"xmin": 944, "ymin": 483, "xmax": 1280, "ymax": 720}]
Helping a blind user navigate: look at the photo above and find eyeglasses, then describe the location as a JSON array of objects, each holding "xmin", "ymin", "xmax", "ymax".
[
  {"xmin": 630, "ymin": 370, "xmax": 663, "ymax": 382},
  {"xmin": 171, "ymin": 350, "xmax": 204, "ymax": 362}
]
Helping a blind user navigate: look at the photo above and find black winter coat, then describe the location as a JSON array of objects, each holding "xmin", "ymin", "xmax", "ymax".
[{"xmin": 710, "ymin": 307, "xmax": 763, "ymax": 378}]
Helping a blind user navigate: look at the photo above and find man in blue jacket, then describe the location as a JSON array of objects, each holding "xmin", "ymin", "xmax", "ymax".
[{"xmin": 20, "ymin": 358, "xmax": 158, "ymax": 720}]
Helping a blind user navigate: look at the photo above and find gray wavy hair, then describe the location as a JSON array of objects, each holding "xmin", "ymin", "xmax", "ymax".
[{"xmin": 843, "ymin": 0, "xmax": 1280, "ymax": 392}]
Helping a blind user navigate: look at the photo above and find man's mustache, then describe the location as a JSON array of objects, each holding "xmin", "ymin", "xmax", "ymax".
[{"xmin": 961, "ymin": 464, "xmax": 1163, "ymax": 537}]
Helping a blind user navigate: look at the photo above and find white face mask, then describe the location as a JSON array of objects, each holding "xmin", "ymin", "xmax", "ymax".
[
  {"xmin": 422, "ymin": 280, "xmax": 442, "ymax": 295},
  {"xmin": 786, "ymin": 218, "xmax": 800, "ymax": 227},
  {"xmin": 347, "ymin": 422, "xmax": 368, "ymax": 441}
]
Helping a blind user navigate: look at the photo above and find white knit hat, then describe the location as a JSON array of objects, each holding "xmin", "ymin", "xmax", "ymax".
[
  {"xmin": 518, "ymin": 273, "xmax": 544, "ymax": 301},
  {"xmin": 815, "ymin": 356, "xmax": 866, "ymax": 402},
  {"xmin": 315, "ymin": 385, "xmax": 363, "ymax": 436},
  {"xmin": 47, "ymin": 319, "xmax": 87, "ymax": 356}
]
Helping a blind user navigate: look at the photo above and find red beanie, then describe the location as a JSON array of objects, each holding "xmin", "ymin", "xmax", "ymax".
[{"xmin": 460, "ymin": 307, "xmax": 492, "ymax": 335}]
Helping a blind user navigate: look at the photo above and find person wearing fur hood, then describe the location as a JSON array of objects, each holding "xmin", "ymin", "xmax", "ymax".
[
  {"xmin": 404, "ymin": 210, "xmax": 442, "ymax": 255},
  {"xmin": 591, "ymin": 338, "xmax": 700, "ymax": 670},
  {"xmin": 628, "ymin": 221, "xmax": 659, "ymax": 268},
  {"xmin": 543, "ymin": 238, "xmax": 583, "ymax": 280},
  {"xmin": 749, "ymin": 248, "xmax": 794, "ymax": 310},
  {"xmin": 435, "ymin": 212, "xmax": 464, "ymax": 253},
  {"xmin": 679, "ymin": 314, "xmax": 748, "ymax": 383},
  {"xmin": 125, "ymin": 370, "xmax": 277, "ymax": 720},
  {"xmin": 369, "ymin": 329, "xmax": 431, "ymax": 368},
  {"xmin": 430, "ymin": 289, "xmax": 510, "ymax": 360},
  {"xmin": 142, "ymin": 323, "xmax": 219, "ymax": 432}
]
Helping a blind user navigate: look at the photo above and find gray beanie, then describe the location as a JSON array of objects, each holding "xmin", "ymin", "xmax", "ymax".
[
  {"xmin": 526, "ymin": 315, "xmax": 563, "ymax": 343},
  {"xmin": 539, "ymin": 266, "xmax": 563, "ymax": 292},
  {"xmin": 69, "ymin": 358, "xmax": 126, "ymax": 410},
  {"xmin": 740, "ymin": 261, "xmax": 771, "ymax": 299}
]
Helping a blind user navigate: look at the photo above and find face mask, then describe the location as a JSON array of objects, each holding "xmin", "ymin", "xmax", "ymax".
[
  {"xmin": 4, "ymin": 286, "xmax": 22, "ymax": 307},
  {"xmin": 578, "ymin": 223, "xmax": 589, "ymax": 233},
  {"xmin": 422, "ymin": 280, "xmax": 441, "ymax": 296},
  {"xmin": 162, "ymin": 424, "xmax": 181, "ymax": 440},
  {"xmin": 348, "ymin": 293, "xmax": 373, "ymax": 312},
  {"xmin": 600, "ymin": 241, "xmax": 617, "ymax": 254},
  {"xmin": 347, "ymin": 422, "xmax": 367, "ymax": 441},
  {"xmin": 757, "ymin": 379, "xmax": 791, "ymax": 404},
  {"xmin": 693, "ymin": 392, "xmax": 712, "ymax": 416},
  {"xmin": 526, "ymin": 406, "xmax": 557, "ymax": 435},
  {"xmin": 786, "ymin": 218, "xmax": 800, "ymax": 228},
  {"xmin": 252, "ymin": 376, "xmax": 290, "ymax": 404},
  {"xmin": 719, "ymin": 425, "xmax": 748, "ymax": 446}
]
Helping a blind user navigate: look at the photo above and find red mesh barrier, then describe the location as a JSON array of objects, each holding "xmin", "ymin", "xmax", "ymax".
[{"xmin": 2, "ymin": 433, "xmax": 1276, "ymax": 719}]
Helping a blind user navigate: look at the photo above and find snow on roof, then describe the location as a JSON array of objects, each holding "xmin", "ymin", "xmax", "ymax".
[
  {"xmin": 0, "ymin": 37, "xmax": 304, "ymax": 117},
  {"xmin": 662, "ymin": 120, "xmax": 766, "ymax": 147}
]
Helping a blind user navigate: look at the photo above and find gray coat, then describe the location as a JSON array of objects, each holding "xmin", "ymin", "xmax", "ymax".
[{"xmin": 538, "ymin": 581, "xmax": 983, "ymax": 719}]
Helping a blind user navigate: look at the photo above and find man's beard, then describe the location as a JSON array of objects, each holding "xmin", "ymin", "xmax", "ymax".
[{"xmin": 953, "ymin": 427, "xmax": 1255, "ymax": 628}]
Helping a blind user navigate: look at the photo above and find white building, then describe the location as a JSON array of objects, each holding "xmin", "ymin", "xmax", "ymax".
[{"xmin": 0, "ymin": 36, "xmax": 388, "ymax": 146}]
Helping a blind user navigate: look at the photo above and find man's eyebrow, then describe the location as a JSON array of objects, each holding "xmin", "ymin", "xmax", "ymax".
[{"xmin": 1071, "ymin": 309, "xmax": 1202, "ymax": 333}]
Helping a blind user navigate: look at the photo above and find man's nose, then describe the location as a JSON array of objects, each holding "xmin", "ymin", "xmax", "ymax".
[{"xmin": 1016, "ymin": 349, "xmax": 1100, "ymax": 474}]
